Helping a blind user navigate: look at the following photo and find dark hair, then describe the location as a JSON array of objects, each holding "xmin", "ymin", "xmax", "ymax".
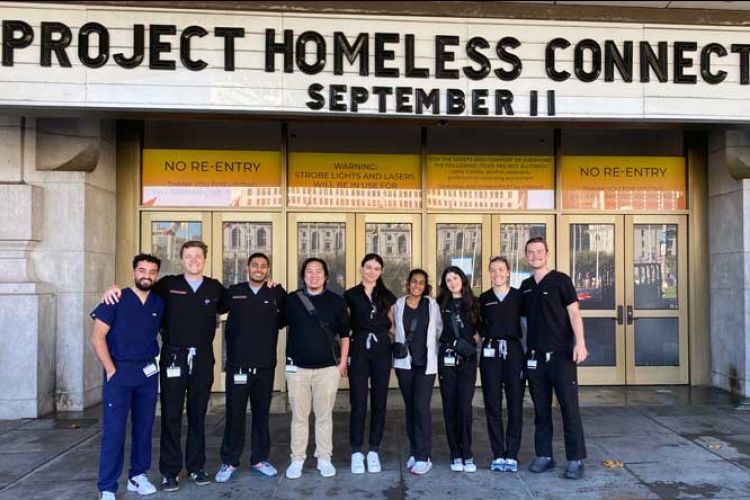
[
  {"xmin": 489, "ymin": 256, "xmax": 510, "ymax": 270},
  {"xmin": 180, "ymin": 240, "xmax": 208, "ymax": 258},
  {"xmin": 437, "ymin": 266, "xmax": 480, "ymax": 327},
  {"xmin": 247, "ymin": 252, "xmax": 270, "ymax": 266},
  {"xmin": 361, "ymin": 253, "xmax": 392, "ymax": 313},
  {"xmin": 300, "ymin": 257, "xmax": 329, "ymax": 283},
  {"xmin": 525, "ymin": 237, "xmax": 548, "ymax": 254},
  {"xmin": 406, "ymin": 268, "xmax": 432, "ymax": 297},
  {"xmin": 132, "ymin": 253, "xmax": 161, "ymax": 271}
]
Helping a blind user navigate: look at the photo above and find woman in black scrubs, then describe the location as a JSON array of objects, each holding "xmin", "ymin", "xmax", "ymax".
[
  {"xmin": 437, "ymin": 266, "xmax": 481, "ymax": 473},
  {"xmin": 391, "ymin": 269, "xmax": 442, "ymax": 475},
  {"xmin": 479, "ymin": 256, "xmax": 525, "ymax": 473},
  {"xmin": 344, "ymin": 253, "xmax": 396, "ymax": 474}
]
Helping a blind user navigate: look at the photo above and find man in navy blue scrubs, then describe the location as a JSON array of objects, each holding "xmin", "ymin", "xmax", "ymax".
[{"xmin": 90, "ymin": 254, "xmax": 165, "ymax": 500}]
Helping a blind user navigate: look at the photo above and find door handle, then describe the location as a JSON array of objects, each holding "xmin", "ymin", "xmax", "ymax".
[
  {"xmin": 617, "ymin": 305, "xmax": 623, "ymax": 325},
  {"xmin": 626, "ymin": 305, "xmax": 634, "ymax": 325}
]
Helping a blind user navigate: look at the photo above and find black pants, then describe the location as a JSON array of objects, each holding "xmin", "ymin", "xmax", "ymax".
[
  {"xmin": 438, "ymin": 348, "xmax": 477, "ymax": 460},
  {"xmin": 479, "ymin": 339, "xmax": 525, "ymax": 460},
  {"xmin": 396, "ymin": 366, "xmax": 435, "ymax": 462},
  {"xmin": 526, "ymin": 351, "xmax": 587, "ymax": 461},
  {"xmin": 348, "ymin": 332, "xmax": 392, "ymax": 452},
  {"xmin": 220, "ymin": 367, "xmax": 275, "ymax": 467},
  {"xmin": 159, "ymin": 347, "xmax": 214, "ymax": 477}
]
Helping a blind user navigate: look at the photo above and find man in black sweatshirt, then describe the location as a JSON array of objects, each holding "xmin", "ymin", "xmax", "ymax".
[{"xmin": 215, "ymin": 252, "xmax": 286, "ymax": 482}]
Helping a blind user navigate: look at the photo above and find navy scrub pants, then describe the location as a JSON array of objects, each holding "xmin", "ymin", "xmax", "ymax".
[{"xmin": 97, "ymin": 362, "xmax": 158, "ymax": 494}]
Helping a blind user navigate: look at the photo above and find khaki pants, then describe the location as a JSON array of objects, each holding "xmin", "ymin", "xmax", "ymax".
[{"xmin": 285, "ymin": 366, "xmax": 340, "ymax": 461}]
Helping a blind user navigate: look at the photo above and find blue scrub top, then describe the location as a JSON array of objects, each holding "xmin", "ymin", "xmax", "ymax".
[{"xmin": 90, "ymin": 288, "xmax": 165, "ymax": 362}]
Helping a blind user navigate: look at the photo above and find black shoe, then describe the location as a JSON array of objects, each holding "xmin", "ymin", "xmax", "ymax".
[
  {"xmin": 161, "ymin": 475, "xmax": 180, "ymax": 492},
  {"xmin": 564, "ymin": 460, "xmax": 584, "ymax": 480},
  {"xmin": 190, "ymin": 469, "xmax": 211, "ymax": 486},
  {"xmin": 529, "ymin": 456, "xmax": 555, "ymax": 473}
]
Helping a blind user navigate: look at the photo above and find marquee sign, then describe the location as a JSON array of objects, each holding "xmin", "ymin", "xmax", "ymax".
[{"xmin": 1, "ymin": 3, "xmax": 749, "ymax": 121}]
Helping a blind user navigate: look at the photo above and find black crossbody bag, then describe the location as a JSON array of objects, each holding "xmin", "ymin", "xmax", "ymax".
[
  {"xmin": 392, "ymin": 316, "xmax": 418, "ymax": 360},
  {"xmin": 449, "ymin": 302, "xmax": 476, "ymax": 359},
  {"xmin": 295, "ymin": 290, "xmax": 341, "ymax": 364}
]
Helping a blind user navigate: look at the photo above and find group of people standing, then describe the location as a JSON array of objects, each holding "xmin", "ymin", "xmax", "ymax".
[{"xmin": 90, "ymin": 237, "xmax": 588, "ymax": 500}]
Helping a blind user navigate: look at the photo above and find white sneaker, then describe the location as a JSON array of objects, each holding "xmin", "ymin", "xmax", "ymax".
[
  {"xmin": 317, "ymin": 458, "xmax": 336, "ymax": 478},
  {"xmin": 286, "ymin": 459, "xmax": 304, "ymax": 479},
  {"xmin": 450, "ymin": 458, "xmax": 464, "ymax": 472},
  {"xmin": 406, "ymin": 456, "xmax": 416, "ymax": 469},
  {"xmin": 351, "ymin": 452, "xmax": 365, "ymax": 474},
  {"xmin": 215, "ymin": 464, "xmax": 237, "ymax": 483},
  {"xmin": 366, "ymin": 451, "xmax": 382, "ymax": 473},
  {"xmin": 100, "ymin": 492, "xmax": 116, "ymax": 500},
  {"xmin": 411, "ymin": 460, "xmax": 432, "ymax": 475},
  {"xmin": 127, "ymin": 474, "xmax": 157, "ymax": 495},
  {"xmin": 463, "ymin": 458, "xmax": 477, "ymax": 473}
]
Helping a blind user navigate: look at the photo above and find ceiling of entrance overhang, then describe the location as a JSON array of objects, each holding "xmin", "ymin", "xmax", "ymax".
[{"xmin": 507, "ymin": 1, "xmax": 750, "ymax": 9}]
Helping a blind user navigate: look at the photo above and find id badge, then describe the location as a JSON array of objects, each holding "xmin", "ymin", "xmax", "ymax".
[
  {"xmin": 285, "ymin": 364, "xmax": 298, "ymax": 373},
  {"xmin": 526, "ymin": 359, "xmax": 538, "ymax": 370},
  {"xmin": 233, "ymin": 373, "xmax": 248, "ymax": 385},
  {"xmin": 143, "ymin": 363, "xmax": 159, "ymax": 377},
  {"xmin": 166, "ymin": 366, "xmax": 181, "ymax": 378},
  {"xmin": 444, "ymin": 356, "xmax": 456, "ymax": 367},
  {"xmin": 347, "ymin": 356, "xmax": 351, "ymax": 366},
  {"xmin": 483, "ymin": 348, "xmax": 496, "ymax": 358}
]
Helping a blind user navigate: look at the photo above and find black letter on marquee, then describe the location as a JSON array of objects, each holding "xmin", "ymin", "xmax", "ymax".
[
  {"xmin": 333, "ymin": 32, "xmax": 368, "ymax": 76},
  {"xmin": 472, "ymin": 89, "xmax": 489, "ymax": 115},
  {"xmin": 114, "ymin": 24, "xmax": 144, "ymax": 69},
  {"xmin": 545, "ymin": 38, "xmax": 570, "ymax": 81},
  {"xmin": 731, "ymin": 44, "xmax": 750, "ymax": 85},
  {"xmin": 639, "ymin": 41, "xmax": 668, "ymax": 83},
  {"xmin": 495, "ymin": 36, "xmax": 522, "ymax": 81},
  {"xmin": 436, "ymin": 35, "xmax": 460, "ymax": 79},
  {"xmin": 396, "ymin": 87, "xmax": 413, "ymax": 113},
  {"xmin": 2, "ymin": 20, "xmax": 33, "ymax": 67},
  {"xmin": 405, "ymin": 34, "xmax": 429, "ymax": 78},
  {"xmin": 296, "ymin": 31, "xmax": 326, "ymax": 75},
  {"xmin": 265, "ymin": 29, "xmax": 293, "ymax": 73},
  {"xmin": 701, "ymin": 43, "xmax": 727, "ymax": 84},
  {"xmin": 78, "ymin": 22, "xmax": 109, "ymax": 68},
  {"xmin": 329, "ymin": 84, "xmax": 347, "ymax": 111},
  {"xmin": 372, "ymin": 86, "xmax": 393, "ymax": 112},
  {"xmin": 307, "ymin": 83, "xmax": 325, "ymax": 110},
  {"xmin": 40, "ymin": 22, "xmax": 71, "ymax": 67},
  {"xmin": 495, "ymin": 89, "xmax": 514, "ymax": 116},
  {"xmin": 149, "ymin": 25, "xmax": 176, "ymax": 70},
  {"xmin": 547, "ymin": 90, "xmax": 556, "ymax": 116},
  {"xmin": 374, "ymin": 33, "xmax": 399, "ymax": 77},
  {"xmin": 463, "ymin": 36, "xmax": 490, "ymax": 81},
  {"xmin": 214, "ymin": 27, "xmax": 244, "ymax": 71},
  {"xmin": 350, "ymin": 86, "xmax": 369, "ymax": 112},
  {"xmin": 415, "ymin": 88, "xmax": 440, "ymax": 115},
  {"xmin": 530, "ymin": 90, "xmax": 538, "ymax": 116},
  {"xmin": 180, "ymin": 25, "xmax": 208, "ymax": 71},
  {"xmin": 446, "ymin": 88, "xmax": 465, "ymax": 114},
  {"xmin": 604, "ymin": 40, "xmax": 633, "ymax": 82},
  {"xmin": 574, "ymin": 39, "xmax": 601, "ymax": 82},
  {"xmin": 673, "ymin": 41, "xmax": 697, "ymax": 84}
]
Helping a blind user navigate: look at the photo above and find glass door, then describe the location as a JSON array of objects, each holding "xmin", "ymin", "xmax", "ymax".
[
  {"xmin": 625, "ymin": 215, "xmax": 688, "ymax": 384},
  {"xmin": 559, "ymin": 215, "xmax": 625, "ymax": 385},
  {"xmin": 492, "ymin": 214, "xmax": 556, "ymax": 289},
  {"xmin": 211, "ymin": 212, "xmax": 283, "ymax": 391}
]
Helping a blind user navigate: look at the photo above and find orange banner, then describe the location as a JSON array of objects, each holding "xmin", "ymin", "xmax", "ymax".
[
  {"xmin": 427, "ymin": 155, "xmax": 554, "ymax": 190},
  {"xmin": 142, "ymin": 149, "xmax": 281, "ymax": 187},
  {"xmin": 288, "ymin": 152, "xmax": 421, "ymax": 189}
]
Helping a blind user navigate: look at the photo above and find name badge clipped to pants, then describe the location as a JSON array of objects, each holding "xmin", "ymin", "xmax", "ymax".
[
  {"xmin": 233, "ymin": 370, "xmax": 248, "ymax": 385},
  {"xmin": 285, "ymin": 357, "xmax": 298, "ymax": 373},
  {"xmin": 166, "ymin": 365, "xmax": 181, "ymax": 378},
  {"xmin": 444, "ymin": 355, "xmax": 456, "ymax": 367},
  {"xmin": 483, "ymin": 347, "xmax": 496, "ymax": 358},
  {"xmin": 526, "ymin": 359, "xmax": 538, "ymax": 370},
  {"xmin": 143, "ymin": 363, "xmax": 159, "ymax": 377}
]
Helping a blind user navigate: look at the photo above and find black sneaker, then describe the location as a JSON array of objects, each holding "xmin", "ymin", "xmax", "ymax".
[
  {"xmin": 161, "ymin": 475, "xmax": 180, "ymax": 492},
  {"xmin": 529, "ymin": 456, "xmax": 555, "ymax": 473},
  {"xmin": 564, "ymin": 460, "xmax": 584, "ymax": 480},
  {"xmin": 189, "ymin": 469, "xmax": 211, "ymax": 486}
]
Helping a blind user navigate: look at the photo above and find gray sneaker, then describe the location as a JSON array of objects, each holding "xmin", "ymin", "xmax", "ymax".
[
  {"xmin": 529, "ymin": 456, "xmax": 555, "ymax": 473},
  {"xmin": 564, "ymin": 460, "xmax": 584, "ymax": 480}
]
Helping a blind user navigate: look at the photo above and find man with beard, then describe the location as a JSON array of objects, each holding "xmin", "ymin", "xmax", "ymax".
[
  {"xmin": 90, "ymin": 254, "xmax": 165, "ymax": 500},
  {"xmin": 215, "ymin": 252, "xmax": 286, "ymax": 482}
]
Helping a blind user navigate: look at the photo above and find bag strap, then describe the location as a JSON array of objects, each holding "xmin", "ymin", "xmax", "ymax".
[
  {"xmin": 296, "ymin": 290, "xmax": 340, "ymax": 359},
  {"xmin": 406, "ymin": 316, "xmax": 418, "ymax": 344},
  {"xmin": 449, "ymin": 300, "xmax": 463, "ymax": 341}
]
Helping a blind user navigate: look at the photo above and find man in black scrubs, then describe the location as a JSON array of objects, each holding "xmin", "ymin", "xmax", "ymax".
[
  {"xmin": 103, "ymin": 240, "xmax": 227, "ymax": 491},
  {"xmin": 216, "ymin": 252, "xmax": 286, "ymax": 482},
  {"xmin": 520, "ymin": 237, "xmax": 588, "ymax": 480}
]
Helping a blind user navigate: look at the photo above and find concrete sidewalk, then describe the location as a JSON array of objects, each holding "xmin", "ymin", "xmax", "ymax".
[{"xmin": 1, "ymin": 386, "xmax": 749, "ymax": 499}]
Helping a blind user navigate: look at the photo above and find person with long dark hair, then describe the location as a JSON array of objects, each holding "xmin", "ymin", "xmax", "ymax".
[
  {"xmin": 344, "ymin": 253, "xmax": 397, "ymax": 474},
  {"xmin": 391, "ymin": 269, "xmax": 442, "ymax": 475},
  {"xmin": 437, "ymin": 266, "xmax": 481, "ymax": 473},
  {"xmin": 479, "ymin": 257, "xmax": 525, "ymax": 473}
]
